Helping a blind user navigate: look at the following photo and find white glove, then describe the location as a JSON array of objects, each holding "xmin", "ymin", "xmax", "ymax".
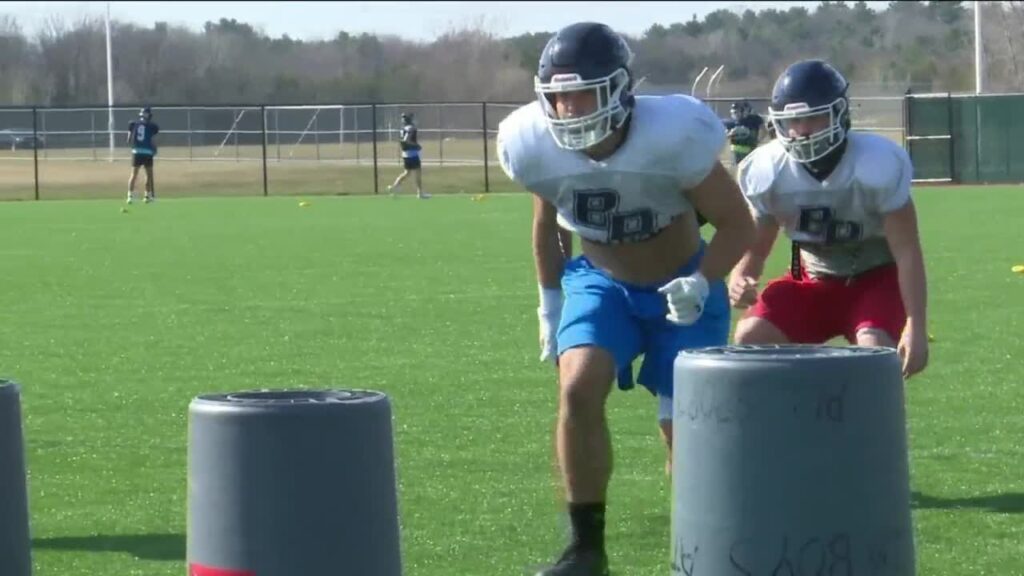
[
  {"xmin": 657, "ymin": 272, "xmax": 709, "ymax": 326},
  {"xmin": 537, "ymin": 287, "xmax": 563, "ymax": 364}
]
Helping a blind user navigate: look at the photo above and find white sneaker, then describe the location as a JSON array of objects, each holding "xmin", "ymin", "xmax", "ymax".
[
  {"xmin": 418, "ymin": 192, "xmax": 431, "ymax": 199},
  {"xmin": 126, "ymin": 194, "xmax": 134, "ymax": 204},
  {"xmin": 144, "ymin": 195, "xmax": 154, "ymax": 204}
]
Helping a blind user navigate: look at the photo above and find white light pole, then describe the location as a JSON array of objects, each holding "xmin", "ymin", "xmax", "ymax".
[
  {"xmin": 105, "ymin": 2, "xmax": 115, "ymax": 160},
  {"xmin": 975, "ymin": 1, "xmax": 985, "ymax": 95}
]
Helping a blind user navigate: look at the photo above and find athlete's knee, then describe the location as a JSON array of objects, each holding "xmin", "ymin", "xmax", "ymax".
[
  {"xmin": 557, "ymin": 346, "xmax": 615, "ymax": 418},
  {"xmin": 855, "ymin": 327, "xmax": 896, "ymax": 348},
  {"xmin": 734, "ymin": 316, "xmax": 790, "ymax": 344},
  {"xmin": 658, "ymin": 417, "xmax": 672, "ymax": 447}
]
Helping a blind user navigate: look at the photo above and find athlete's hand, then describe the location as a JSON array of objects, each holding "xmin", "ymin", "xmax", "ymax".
[
  {"xmin": 658, "ymin": 272, "xmax": 709, "ymax": 326},
  {"xmin": 537, "ymin": 288, "xmax": 563, "ymax": 365},
  {"xmin": 898, "ymin": 321, "xmax": 929, "ymax": 379},
  {"xmin": 728, "ymin": 274, "xmax": 760, "ymax": 309},
  {"xmin": 537, "ymin": 306, "xmax": 560, "ymax": 364}
]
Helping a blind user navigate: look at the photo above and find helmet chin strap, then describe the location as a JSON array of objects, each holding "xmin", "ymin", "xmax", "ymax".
[{"xmin": 802, "ymin": 138, "xmax": 848, "ymax": 181}]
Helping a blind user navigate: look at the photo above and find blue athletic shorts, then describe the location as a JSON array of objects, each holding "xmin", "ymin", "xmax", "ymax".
[{"xmin": 556, "ymin": 242, "xmax": 730, "ymax": 399}]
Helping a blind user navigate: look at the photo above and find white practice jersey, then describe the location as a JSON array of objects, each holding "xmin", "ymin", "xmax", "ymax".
[
  {"xmin": 496, "ymin": 94, "xmax": 725, "ymax": 245},
  {"xmin": 738, "ymin": 132, "xmax": 913, "ymax": 277}
]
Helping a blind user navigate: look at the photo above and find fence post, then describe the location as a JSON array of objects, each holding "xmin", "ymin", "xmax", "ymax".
[
  {"xmin": 438, "ymin": 106, "xmax": 444, "ymax": 167},
  {"xmin": 40, "ymin": 111, "xmax": 46, "ymax": 160},
  {"xmin": 275, "ymin": 108, "xmax": 282, "ymax": 162},
  {"xmin": 481, "ymin": 102, "xmax": 490, "ymax": 193},
  {"xmin": 315, "ymin": 113, "xmax": 321, "ymax": 161},
  {"xmin": 974, "ymin": 95, "xmax": 981, "ymax": 183},
  {"xmin": 372, "ymin": 104, "xmax": 379, "ymax": 195},
  {"xmin": 187, "ymin": 108, "xmax": 193, "ymax": 161},
  {"xmin": 354, "ymin": 108, "xmax": 360, "ymax": 165},
  {"xmin": 32, "ymin": 107, "xmax": 39, "ymax": 201},
  {"xmin": 900, "ymin": 93, "xmax": 909, "ymax": 150},
  {"xmin": 261, "ymin": 105, "xmax": 269, "ymax": 197},
  {"xmin": 946, "ymin": 92, "xmax": 955, "ymax": 183}
]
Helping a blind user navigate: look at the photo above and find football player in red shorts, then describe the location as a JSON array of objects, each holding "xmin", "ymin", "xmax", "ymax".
[{"xmin": 729, "ymin": 59, "xmax": 929, "ymax": 379}]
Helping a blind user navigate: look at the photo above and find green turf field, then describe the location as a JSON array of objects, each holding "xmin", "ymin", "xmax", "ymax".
[{"xmin": 0, "ymin": 184, "xmax": 1021, "ymax": 576}]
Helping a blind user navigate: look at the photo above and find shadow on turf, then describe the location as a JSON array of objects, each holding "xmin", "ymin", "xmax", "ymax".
[
  {"xmin": 912, "ymin": 491, "xmax": 1024, "ymax": 514},
  {"xmin": 32, "ymin": 533, "xmax": 185, "ymax": 561}
]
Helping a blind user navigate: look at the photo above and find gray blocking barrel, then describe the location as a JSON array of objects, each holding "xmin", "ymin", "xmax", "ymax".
[
  {"xmin": 670, "ymin": 345, "xmax": 915, "ymax": 576},
  {"xmin": 0, "ymin": 380, "xmax": 32, "ymax": 576},
  {"xmin": 187, "ymin": 389, "xmax": 402, "ymax": 576}
]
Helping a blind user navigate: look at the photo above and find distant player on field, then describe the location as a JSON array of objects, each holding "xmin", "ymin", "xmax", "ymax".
[
  {"xmin": 387, "ymin": 112, "xmax": 429, "ymax": 199},
  {"xmin": 722, "ymin": 99, "xmax": 765, "ymax": 168},
  {"xmin": 127, "ymin": 107, "xmax": 159, "ymax": 204}
]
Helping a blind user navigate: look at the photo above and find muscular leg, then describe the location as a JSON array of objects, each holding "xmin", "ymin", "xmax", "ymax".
[
  {"xmin": 557, "ymin": 346, "xmax": 615, "ymax": 504},
  {"xmin": 537, "ymin": 345, "xmax": 615, "ymax": 575}
]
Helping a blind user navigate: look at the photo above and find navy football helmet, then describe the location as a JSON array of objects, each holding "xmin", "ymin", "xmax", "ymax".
[
  {"xmin": 730, "ymin": 100, "xmax": 751, "ymax": 121},
  {"xmin": 534, "ymin": 22, "xmax": 635, "ymax": 150},
  {"xmin": 768, "ymin": 59, "xmax": 850, "ymax": 164},
  {"xmin": 139, "ymin": 107, "xmax": 152, "ymax": 121},
  {"xmin": 401, "ymin": 112, "xmax": 413, "ymax": 124}
]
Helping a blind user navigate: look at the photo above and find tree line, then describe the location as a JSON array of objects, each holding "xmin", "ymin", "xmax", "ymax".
[{"xmin": 0, "ymin": 1, "xmax": 1020, "ymax": 107}]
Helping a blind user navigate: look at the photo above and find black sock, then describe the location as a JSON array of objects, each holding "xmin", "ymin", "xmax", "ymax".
[{"xmin": 568, "ymin": 502, "xmax": 605, "ymax": 551}]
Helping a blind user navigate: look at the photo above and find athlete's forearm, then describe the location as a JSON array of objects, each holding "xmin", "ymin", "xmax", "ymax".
[
  {"xmin": 731, "ymin": 218, "xmax": 779, "ymax": 280},
  {"xmin": 895, "ymin": 247, "xmax": 928, "ymax": 330},
  {"xmin": 698, "ymin": 213, "xmax": 756, "ymax": 281},
  {"xmin": 533, "ymin": 216, "xmax": 567, "ymax": 291},
  {"xmin": 732, "ymin": 251, "xmax": 767, "ymax": 282}
]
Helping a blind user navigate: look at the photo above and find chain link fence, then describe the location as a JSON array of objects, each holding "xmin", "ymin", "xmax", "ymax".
[{"xmin": 0, "ymin": 97, "xmax": 904, "ymax": 201}]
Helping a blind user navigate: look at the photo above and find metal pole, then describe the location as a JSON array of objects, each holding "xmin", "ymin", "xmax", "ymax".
[
  {"xmin": 947, "ymin": 92, "xmax": 956, "ymax": 183},
  {"xmin": 105, "ymin": 2, "xmax": 115, "ymax": 161},
  {"xmin": 275, "ymin": 108, "xmax": 281, "ymax": 162},
  {"xmin": 691, "ymin": 66, "xmax": 709, "ymax": 97},
  {"xmin": 707, "ymin": 65, "xmax": 725, "ymax": 115},
  {"xmin": 975, "ymin": 2, "xmax": 985, "ymax": 95},
  {"xmin": 482, "ymin": 102, "xmax": 490, "ymax": 193},
  {"xmin": 372, "ymin": 104, "xmax": 379, "ymax": 194},
  {"xmin": 40, "ymin": 112, "xmax": 46, "ymax": 160},
  {"xmin": 438, "ymin": 106, "xmax": 444, "ymax": 167},
  {"xmin": 710, "ymin": 67, "xmax": 726, "ymax": 98},
  {"xmin": 261, "ymin": 106, "xmax": 268, "ymax": 197},
  {"xmin": 32, "ymin": 108, "xmax": 39, "ymax": 201},
  {"xmin": 234, "ymin": 113, "xmax": 240, "ymax": 162},
  {"xmin": 974, "ymin": 96, "xmax": 982, "ymax": 182}
]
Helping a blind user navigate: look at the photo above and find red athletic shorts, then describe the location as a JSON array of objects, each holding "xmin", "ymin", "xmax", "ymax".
[{"xmin": 744, "ymin": 263, "xmax": 906, "ymax": 344}]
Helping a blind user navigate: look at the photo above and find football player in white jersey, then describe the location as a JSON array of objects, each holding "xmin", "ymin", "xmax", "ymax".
[
  {"xmin": 496, "ymin": 22, "xmax": 756, "ymax": 576},
  {"xmin": 730, "ymin": 59, "xmax": 929, "ymax": 379}
]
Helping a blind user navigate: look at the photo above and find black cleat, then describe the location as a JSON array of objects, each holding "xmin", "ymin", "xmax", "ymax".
[{"xmin": 535, "ymin": 545, "xmax": 610, "ymax": 576}]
